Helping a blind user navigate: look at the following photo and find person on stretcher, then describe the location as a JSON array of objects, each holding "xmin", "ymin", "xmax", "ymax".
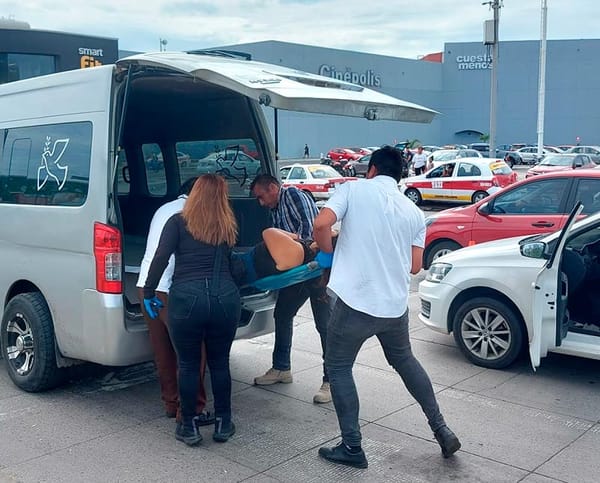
[{"xmin": 234, "ymin": 228, "xmax": 335, "ymax": 286}]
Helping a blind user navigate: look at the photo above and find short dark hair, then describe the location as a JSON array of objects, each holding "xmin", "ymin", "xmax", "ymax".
[
  {"xmin": 250, "ymin": 174, "xmax": 281, "ymax": 192},
  {"xmin": 179, "ymin": 176, "xmax": 199, "ymax": 196},
  {"xmin": 368, "ymin": 145, "xmax": 405, "ymax": 182}
]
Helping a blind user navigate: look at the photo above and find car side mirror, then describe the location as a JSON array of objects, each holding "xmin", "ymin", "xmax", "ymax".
[
  {"xmin": 521, "ymin": 241, "xmax": 547, "ymax": 259},
  {"xmin": 477, "ymin": 201, "xmax": 491, "ymax": 215}
]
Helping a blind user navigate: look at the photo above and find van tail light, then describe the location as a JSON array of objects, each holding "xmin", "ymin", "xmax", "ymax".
[{"xmin": 94, "ymin": 222, "xmax": 122, "ymax": 294}]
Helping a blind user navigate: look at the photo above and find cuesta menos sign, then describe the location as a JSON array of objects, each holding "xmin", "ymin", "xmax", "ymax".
[{"xmin": 456, "ymin": 54, "xmax": 492, "ymax": 70}]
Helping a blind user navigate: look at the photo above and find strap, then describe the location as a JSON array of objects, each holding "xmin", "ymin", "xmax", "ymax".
[{"xmin": 210, "ymin": 244, "xmax": 223, "ymax": 296}]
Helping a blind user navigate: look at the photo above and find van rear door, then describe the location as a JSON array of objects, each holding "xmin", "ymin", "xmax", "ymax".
[{"xmin": 116, "ymin": 52, "xmax": 437, "ymax": 123}]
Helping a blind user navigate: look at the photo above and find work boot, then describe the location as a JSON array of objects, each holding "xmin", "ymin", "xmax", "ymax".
[
  {"xmin": 318, "ymin": 442, "xmax": 368, "ymax": 469},
  {"xmin": 175, "ymin": 416, "xmax": 203, "ymax": 446},
  {"xmin": 254, "ymin": 368, "xmax": 293, "ymax": 385},
  {"xmin": 434, "ymin": 425, "xmax": 461, "ymax": 458},
  {"xmin": 213, "ymin": 417, "xmax": 236, "ymax": 443},
  {"xmin": 313, "ymin": 382, "xmax": 332, "ymax": 404}
]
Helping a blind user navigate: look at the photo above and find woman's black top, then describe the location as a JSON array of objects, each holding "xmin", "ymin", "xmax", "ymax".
[
  {"xmin": 252, "ymin": 239, "xmax": 315, "ymax": 279},
  {"xmin": 143, "ymin": 213, "xmax": 232, "ymax": 298}
]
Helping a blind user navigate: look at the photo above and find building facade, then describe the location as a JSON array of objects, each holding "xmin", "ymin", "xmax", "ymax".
[{"xmin": 0, "ymin": 23, "xmax": 118, "ymax": 84}]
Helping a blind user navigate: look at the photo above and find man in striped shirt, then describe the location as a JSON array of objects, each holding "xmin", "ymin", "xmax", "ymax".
[{"xmin": 250, "ymin": 174, "xmax": 332, "ymax": 404}]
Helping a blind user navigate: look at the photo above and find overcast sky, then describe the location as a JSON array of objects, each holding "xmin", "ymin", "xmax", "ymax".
[{"xmin": 1, "ymin": 1, "xmax": 598, "ymax": 58}]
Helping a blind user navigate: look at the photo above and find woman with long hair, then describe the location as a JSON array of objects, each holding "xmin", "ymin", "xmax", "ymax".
[{"xmin": 143, "ymin": 174, "xmax": 240, "ymax": 446}]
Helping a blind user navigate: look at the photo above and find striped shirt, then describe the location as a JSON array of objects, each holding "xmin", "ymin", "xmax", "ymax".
[{"xmin": 270, "ymin": 186, "xmax": 318, "ymax": 239}]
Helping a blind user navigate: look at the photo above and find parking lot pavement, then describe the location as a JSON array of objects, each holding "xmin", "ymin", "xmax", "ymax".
[{"xmin": 2, "ymin": 273, "xmax": 600, "ymax": 483}]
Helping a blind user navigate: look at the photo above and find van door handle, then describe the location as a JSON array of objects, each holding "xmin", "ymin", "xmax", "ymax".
[{"xmin": 531, "ymin": 221, "xmax": 554, "ymax": 227}]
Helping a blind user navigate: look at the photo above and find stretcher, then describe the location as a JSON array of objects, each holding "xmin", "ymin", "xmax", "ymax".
[{"xmin": 248, "ymin": 261, "xmax": 323, "ymax": 291}]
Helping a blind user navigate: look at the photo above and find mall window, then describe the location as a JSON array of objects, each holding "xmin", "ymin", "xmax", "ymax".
[{"xmin": 0, "ymin": 53, "xmax": 56, "ymax": 84}]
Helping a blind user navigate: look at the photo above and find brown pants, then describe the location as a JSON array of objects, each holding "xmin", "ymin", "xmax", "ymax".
[{"xmin": 139, "ymin": 289, "xmax": 207, "ymax": 421}]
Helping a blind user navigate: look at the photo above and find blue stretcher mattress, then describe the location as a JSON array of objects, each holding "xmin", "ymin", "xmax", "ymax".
[{"xmin": 249, "ymin": 261, "xmax": 323, "ymax": 291}]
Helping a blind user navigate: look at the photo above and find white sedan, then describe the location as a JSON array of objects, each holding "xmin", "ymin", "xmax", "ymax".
[{"xmin": 418, "ymin": 204, "xmax": 600, "ymax": 370}]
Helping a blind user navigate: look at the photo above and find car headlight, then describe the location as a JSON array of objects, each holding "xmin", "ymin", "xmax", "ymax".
[{"xmin": 426, "ymin": 263, "xmax": 453, "ymax": 283}]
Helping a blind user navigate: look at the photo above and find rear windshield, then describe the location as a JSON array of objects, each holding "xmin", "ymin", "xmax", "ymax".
[{"xmin": 489, "ymin": 161, "xmax": 512, "ymax": 175}]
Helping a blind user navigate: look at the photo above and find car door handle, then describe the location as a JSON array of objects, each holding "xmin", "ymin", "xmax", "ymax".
[{"xmin": 531, "ymin": 221, "xmax": 554, "ymax": 227}]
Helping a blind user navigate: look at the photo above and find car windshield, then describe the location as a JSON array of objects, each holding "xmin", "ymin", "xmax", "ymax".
[
  {"xmin": 433, "ymin": 150, "xmax": 458, "ymax": 161},
  {"xmin": 539, "ymin": 155, "xmax": 573, "ymax": 167},
  {"xmin": 308, "ymin": 165, "xmax": 341, "ymax": 178}
]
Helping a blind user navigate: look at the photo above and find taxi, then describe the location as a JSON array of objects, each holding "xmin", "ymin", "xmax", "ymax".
[
  {"xmin": 400, "ymin": 158, "xmax": 517, "ymax": 205},
  {"xmin": 279, "ymin": 163, "xmax": 357, "ymax": 200}
]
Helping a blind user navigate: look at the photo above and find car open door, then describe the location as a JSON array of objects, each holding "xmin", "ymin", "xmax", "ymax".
[
  {"xmin": 116, "ymin": 52, "xmax": 437, "ymax": 123},
  {"xmin": 529, "ymin": 202, "xmax": 583, "ymax": 369}
]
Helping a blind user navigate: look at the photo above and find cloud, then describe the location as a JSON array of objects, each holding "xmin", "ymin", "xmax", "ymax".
[{"xmin": 1, "ymin": 0, "xmax": 598, "ymax": 58}]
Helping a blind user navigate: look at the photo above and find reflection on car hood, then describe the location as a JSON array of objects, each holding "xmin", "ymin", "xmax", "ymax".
[{"xmin": 529, "ymin": 165, "xmax": 571, "ymax": 174}]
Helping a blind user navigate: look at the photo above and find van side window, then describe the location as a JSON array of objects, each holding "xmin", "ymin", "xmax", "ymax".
[
  {"xmin": 0, "ymin": 121, "xmax": 92, "ymax": 206},
  {"xmin": 176, "ymin": 139, "xmax": 262, "ymax": 197},
  {"xmin": 141, "ymin": 143, "xmax": 166, "ymax": 196}
]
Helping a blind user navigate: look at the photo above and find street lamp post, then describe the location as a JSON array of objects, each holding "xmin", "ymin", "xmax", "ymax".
[
  {"xmin": 159, "ymin": 38, "xmax": 168, "ymax": 52},
  {"xmin": 483, "ymin": 0, "xmax": 501, "ymax": 159},
  {"xmin": 536, "ymin": 0, "xmax": 548, "ymax": 159}
]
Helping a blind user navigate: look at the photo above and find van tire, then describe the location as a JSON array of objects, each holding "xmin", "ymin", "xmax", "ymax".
[{"xmin": 1, "ymin": 293, "xmax": 63, "ymax": 392}]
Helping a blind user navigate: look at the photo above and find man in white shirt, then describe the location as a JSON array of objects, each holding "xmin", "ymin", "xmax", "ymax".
[
  {"xmin": 313, "ymin": 146, "xmax": 460, "ymax": 468},
  {"xmin": 136, "ymin": 177, "xmax": 213, "ymax": 425},
  {"xmin": 412, "ymin": 145, "xmax": 428, "ymax": 175}
]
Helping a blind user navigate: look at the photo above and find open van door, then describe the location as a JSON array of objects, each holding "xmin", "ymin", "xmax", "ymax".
[
  {"xmin": 116, "ymin": 52, "xmax": 437, "ymax": 123},
  {"xmin": 528, "ymin": 202, "xmax": 583, "ymax": 369}
]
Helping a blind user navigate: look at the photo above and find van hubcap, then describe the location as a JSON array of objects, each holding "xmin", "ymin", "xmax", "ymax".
[
  {"xmin": 460, "ymin": 308, "xmax": 511, "ymax": 361},
  {"xmin": 6, "ymin": 314, "xmax": 35, "ymax": 375}
]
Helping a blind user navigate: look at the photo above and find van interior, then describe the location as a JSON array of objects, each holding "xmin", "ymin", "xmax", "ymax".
[{"xmin": 113, "ymin": 70, "xmax": 272, "ymax": 322}]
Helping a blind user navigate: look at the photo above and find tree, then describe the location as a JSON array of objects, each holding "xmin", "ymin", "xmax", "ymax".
[{"xmin": 480, "ymin": 133, "xmax": 490, "ymax": 142}]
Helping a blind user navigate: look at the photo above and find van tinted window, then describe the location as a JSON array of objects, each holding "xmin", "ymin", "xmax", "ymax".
[
  {"xmin": 142, "ymin": 143, "xmax": 166, "ymax": 196},
  {"xmin": 177, "ymin": 139, "xmax": 262, "ymax": 197},
  {"xmin": 0, "ymin": 122, "xmax": 92, "ymax": 206}
]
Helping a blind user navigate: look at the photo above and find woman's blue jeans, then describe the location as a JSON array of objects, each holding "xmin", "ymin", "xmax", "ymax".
[{"xmin": 168, "ymin": 278, "xmax": 240, "ymax": 426}]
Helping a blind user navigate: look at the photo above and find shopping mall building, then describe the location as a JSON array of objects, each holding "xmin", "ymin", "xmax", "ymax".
[{"xmin": 1, "ymin": 20, "xmax": 598, "ymax": 158}]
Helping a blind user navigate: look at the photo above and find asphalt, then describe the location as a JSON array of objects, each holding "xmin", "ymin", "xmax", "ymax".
[{"xmin": 1, "ymin": 270, "xmax": 599, "ymax": 482}]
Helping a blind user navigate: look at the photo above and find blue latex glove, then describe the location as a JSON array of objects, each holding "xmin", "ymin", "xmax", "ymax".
[
  {"xmin": 143, "ymin": 296, "xmax": 163, "ymax": 319},
  {"xmin": 314, "ymin": 251, "xmax": 334, "ymax": 269}
]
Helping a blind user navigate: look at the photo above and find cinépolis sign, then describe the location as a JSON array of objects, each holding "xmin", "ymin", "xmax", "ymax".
[
  {"xmin": 318, "ymin": 64, "xmax": 382, "ymax": 87},
  {"xmin": 456, "ymin": 54, "xmax": 492, "ymax": 70}
]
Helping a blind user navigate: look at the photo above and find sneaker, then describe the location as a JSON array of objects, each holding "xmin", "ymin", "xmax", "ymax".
[
  {"xmin": 175, "ymin": 416, "xmax": 203, "ymax": 446},
  {"xmin": 254, "ymin": 368, "xmax": 293, "ymax": 385},
  {"xmin": 318, "ymin": 442, "xmax": 368, "ymax": 469},
  {"xmin": 213, "ymin": 417, "xmax": 236, "ymax": 443},
  {"xmin": 313, "ymin": 382, "xmax": 332, "ymax": 404},
  {"xmin": 434, "ymin": 426, "xmax": 461, "ymax": 458}
]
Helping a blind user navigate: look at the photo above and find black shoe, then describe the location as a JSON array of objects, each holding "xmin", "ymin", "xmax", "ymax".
[
  {"xmin": 195, "ymin": 411, "xmax": 216, "ymax": 426},
  {"xmin": 434, "ymin": 426, "xmax": 461, "ymax": 458},
  {"xmin": 213, "ymin": 417, "xmax": 236, "ymax": 442},
  {"xmin": 175, "ymin": 417, "xmax": 203, "ymax": 446},
  {"xmin": 318, "ymin": 442, "xmax": 368, "ymax": 469}
]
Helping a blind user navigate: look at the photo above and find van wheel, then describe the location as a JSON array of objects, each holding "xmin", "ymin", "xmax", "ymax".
[
  {"xmin": 425, "ymin": 240, "xmax": 461, "ymax": 268},
  {"xmin": 452, "ymin": 297, "xmax": 523, "ymax": 369},
  {"xmin": 1, "ymin": 293, "xmax": 63, "ymax": 392},
  {"xmin": 472, "ymin": 191, "xmax": 488, "ymax": 204},
  {"xmin": 405, "ymin": 188, "xmax": 422, "ymax": 205}
]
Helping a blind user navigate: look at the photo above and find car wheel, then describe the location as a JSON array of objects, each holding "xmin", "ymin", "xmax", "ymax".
[
  {"xmin": 404, "ymin": 188, "xmax": 422, "ymax": 205},
  {"xmin": 425, "ymin": 240, "xmax": 462, "ymax": 268},
  {"xmin": 471, "ymin": 191, "xmax": 488, "ymax": 204},
  {"xmin": 452, "ymin": 297, "xmax": 523, "ymax": 369},
  {"xmin": 1, "ymin": 293, "xmax": 63, "ymax": 392}
]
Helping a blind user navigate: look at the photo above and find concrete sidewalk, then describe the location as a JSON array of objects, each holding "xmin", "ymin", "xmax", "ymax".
[{"xmin": 1, "ymin": 284, "xmax": 599, "ymax": 482}]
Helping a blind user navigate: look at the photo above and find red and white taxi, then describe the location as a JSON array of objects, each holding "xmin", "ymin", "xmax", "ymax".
[
  {"xmin": 280, "ymin": 164, "xmax": 357, "ymax": 200},
  {"xmin": 400, "ymin": 158, "xmax": 517, "ymax": 205}
]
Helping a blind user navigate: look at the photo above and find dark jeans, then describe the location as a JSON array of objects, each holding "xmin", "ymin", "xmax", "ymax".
[
  {"xmin": 167, "ymin": 278, "xmax": 240, "ymax": 426},
  {"xmin": 326, "ymin": 298, "xmax": 446, "ymax": 447},
  {"xmin": 414, "ymin": 166, "xmax": 425, "ymax": 176},
  {"xmin": 272, "ymin": 279, "xmax": 331, "ymax": 382}
]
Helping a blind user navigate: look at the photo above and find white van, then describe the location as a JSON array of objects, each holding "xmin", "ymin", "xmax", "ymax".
[{"xmin": 0, "ymin": 51, "xmax": 436, "ymax": 392}]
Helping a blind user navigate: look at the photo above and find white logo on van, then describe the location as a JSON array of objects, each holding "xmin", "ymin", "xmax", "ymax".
[{"xmin": 37, "ymin": 136, "xmax": 70, "ymax": 191}]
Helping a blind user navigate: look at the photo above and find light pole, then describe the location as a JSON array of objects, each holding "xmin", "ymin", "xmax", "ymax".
[
  {"xmin": 536, "ymin": 0, "xmax": 548, "ymax": 159},
  {"xmin": 483, "ymin": 0, "xmax": 501, "ymax": 158},
  {"xmin": 159, "ymin": 38, "xmax": 168, "ymax": 52}
]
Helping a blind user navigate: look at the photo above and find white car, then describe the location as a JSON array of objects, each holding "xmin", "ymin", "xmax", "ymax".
[
  {"xmin": 418, "ymin": 204, "xmax": 600, "ymax": 370},
  {"xmin": 279, "ymin": 164, "xmax": 356, "ymax": 200}
]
